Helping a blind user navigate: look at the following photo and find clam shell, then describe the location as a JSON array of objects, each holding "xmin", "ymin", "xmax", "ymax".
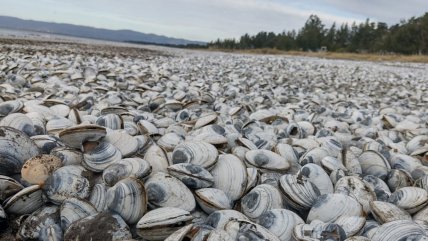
[
  {"xmin": 368, "ymin": 220, "xmax": 428, "ymax": 241},
  {"xmin": 89, "ymin": 183, "xmax": 107, "ymax": 212},
  {"xmin": 363, "ymin": 175, "xmax": 391, "ymax": 202},
  {"xmin": 0, "ymin": 100, "xmax": 23, "ymax": 116},
  {"xmin": 106, "ymin": 177, "xmax": 147, "ymax": 224},
  {"xmin": 172, "ymin": 141, "xmax": 218, "ymax": 169},
  {"xmin": 257, "ymin": 209, "xmax": 304, "ymax": 241},
  {"xmin": 0, "ymin": 126, "xmax": 40, "ymax": 175},
  {"xmin": 387, "ymin": 169, "xmax": 413, "ymax": 192},
  {"xmin": 244, "ymin": 168, "xmax": 259, "ymax": 193},
  {"xmin": 413, "ymin": 205, "xmax": 428, "ymax": 228},
  {"xmin": 241, "ymin": 184, "xmax": 283, "ymax": 220},
  {"xmin": 96, "ymin": 114, "xmax": 123, "ymax": 130},
  {"xmin": 298, "ymin": 147, "xmax": 330, "ymax": 166},
  {"xmin": 164, "ymin": 224, "xmax": 193, "ymax": 241},
  {"xmin": 145, "ymin": 172, "xmax": 195, "ymax": 212},
  {"xmin": 359, "ymin": 150, "xmax": 391, "ymax": 180},
  {"xmin": 298, "ymin": 163, "xmax": 333, "ymax": 195},
  {"xmin": 223, "ymin": 219, "xmax": 281, "ymax": 241},
  {"xmin": 0, "ymin": 175, "xmax": 24, "ymax": 201},
  {"xmin": 144, "ymin": 144, "xmax": 169, "ymax": 174},
  {"xmin": 64, "ymin": 212, "xmax": 132, "ymax": 241},
  {"xmin": 205, "ymin": 210, "xmax": 249, "ymax": 229},
  {"xmin": 245, "ymin": 149, "xmax": 290, "ymax": 172},
  {"xmin": 388, "ymin": 186, "xmax": 428, "ymax": 214},
  {"xmin": 31, "ymin": 135, "xmax": 63, "ymax": 154},
  {"xmin": 104, "ymin": 129, "xmax": 139, "ymax": 157},
  {"xmin": 21, "ymin": 154, "xmax": 62, "ymax": 185},
  {"xmin": 194, "ymin": 113, "xmax": 217, "ymax": 129},
  {"xmin": 210, "ymin": 154, "xmax": 247, "ymax": 201},
  {"xmin": 293, "ymin": 221, "xmax": 347, "ymax": 241},
  {"xmin": 4, "ymin": 185, "xmax": 45, "ymax": 215},
  {"xmin": 307, "ymin": 193, "xmax": 363, "ymax": 223},
  {"xmin": 167, "ymin": 163, "xmax": 214, "ymax": 189},
  {"xmin": 136, "ymin": 207, "xmax": 193, "ymax": 241},
  {"xmin": 103, "ymin": 157, "xmax": 151, "ymax": 186},
  {"xmin": 43, "ymin": 165, "xmax": 92, "ymax": 204},
  {"xmin": 18, "ymin": 205, "xmax": 60, "ymax": 240},
  {"xmin": 335, "ymin": 176, "xmax": 376, "ymax": 214},
  {"xmin": 46, "ymin": 117, "xmax": 74, "ymax": 134},
  {"xmin": 195, "ymin": 188, "xmax": 232, "ymax": 214},
  {"xmin": 83, "ymin": 141, "xmax": 122, "ymax": 172},
  {"xmin": 58, "ymin": 124, "xmax": 106, "ymax": 149},
  {"xmin": 334, "ymin": 215, "xmax": 366, "ymax": 237},
  {"xmin": 279, "ymin": 174, "xmax": 321, "ymax": 211},
  {"xmin": 60, "ymin": 197, "xmax": 97, "ymax": 230},
  {"xmin": 50, "ymin": 146, "xmax": 83, "ymax": 166},
  {"xmin": 370, "ymin": 200, "xmax": 411, "ymax": 224},
  {"xmin": 0, "ymin": 113, "xmax": 35, "ymax": 136},
  {"xmin": 157, "ymin": 132, "xmax": 185, "ymax": 151}
]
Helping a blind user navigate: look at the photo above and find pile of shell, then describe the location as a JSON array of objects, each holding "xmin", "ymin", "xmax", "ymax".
[{"xmin": 0, "ymin": 42, "xmax": 428, "ymax": 241}]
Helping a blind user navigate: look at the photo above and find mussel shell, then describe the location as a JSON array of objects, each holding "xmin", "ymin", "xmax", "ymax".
[
  {"xmin": 105, "ymin": 177, "xmax": 147, "ymax": 224},
  {"xmin": 0, "ymin": 126, "xmax": 40, "ymax": 175},
  {"xmin": 195, "ymin": 188, "xmax": 232, "ymax": 214},
  {"xmin": 64, "ymin": 212, "xmax": 132, "ymax": 241},
  {"xmin": 167, "ymin": 163, "xmax": 214, "ymax": 189},
  {"xmin": 241, "ymin": 184, "xmax": 283, "ymax": 220},
  {"xmin": 145, "ymin": 172, "xmax": 195, "ymax": 212},
  {"xmin": 136, "ymin": 207, "xmax": 194, "ymax": 241},
  {"xmin": 103, "ymin": 158, "xmax": 151, "ymax": 186}
]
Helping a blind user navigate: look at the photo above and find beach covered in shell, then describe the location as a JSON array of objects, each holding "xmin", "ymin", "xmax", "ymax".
[{"xmin": 0, "ymin": 37, "xmax": 428, "ymax": 241}]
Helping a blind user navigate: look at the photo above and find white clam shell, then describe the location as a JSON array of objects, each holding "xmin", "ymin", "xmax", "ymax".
[
  {"xmin": 167, "ymin": 163, "xmax": 214, "ymax": 189},
  {"xmin": 60, "ymin": 197, "xmax": 97, "ymax": 230},
  {"xmin": 103, "ymin": 157, "xmax": 151, "ymax": 186},
  {"xmin": 257, "ymin": 209, "xmax": 304, "ymax": 241},
  {"xmin": 388, "ymin": 186, "xmax": 428, "ymax": 214},
  {"xmin": 195, "ymin": 188, "xmax": 232, "ymax": 214},
  {"xmin": 245, "ymin": 149, "xmax": 290, "ymax": 172},
  {"xmin": 172, "ymin": 141, "xmax": 218, "ymax": 169},
  {"xmin": 4, "ymin": 185, "xmax": 45, "ymax": 215},
  {"xmin": 210, "ymin": 154, "xmax": 247, "ymax": 201},
  {"xmin": 370, "ymin": 200, "xmax": 411, "ymax": 224},
  {"xmin": 241, "ymin": 184, "xmax": 283, "ymax": 220},
  {"xmin": 307, "ymin": 193, "xmax": 363, "ymax": 223}
]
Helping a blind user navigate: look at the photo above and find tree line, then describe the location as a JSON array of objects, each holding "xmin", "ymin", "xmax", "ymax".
[{"xmin": 207, "ymin": 13, "xmax": 428, "ymax": 55}]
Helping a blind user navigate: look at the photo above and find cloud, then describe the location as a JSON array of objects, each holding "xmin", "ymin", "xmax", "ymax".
[{"xmin": 0, "ymin": 0, "xmax": 426, "ymax": 41}]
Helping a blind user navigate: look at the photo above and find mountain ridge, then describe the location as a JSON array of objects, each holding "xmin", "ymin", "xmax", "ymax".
[{"xmin": 0, "ymin": 15, "xmax": 205, "ymax": 46}]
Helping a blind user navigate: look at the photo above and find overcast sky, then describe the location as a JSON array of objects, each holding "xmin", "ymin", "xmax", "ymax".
[{"xmin": 0, "ymin": 0, "xmax": 427, "ymax": 41}]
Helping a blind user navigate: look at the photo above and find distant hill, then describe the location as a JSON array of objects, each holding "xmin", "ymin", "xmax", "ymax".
[{"xmin": 0, "ymin": 15, "xmax": 205, "ymax": 46}]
